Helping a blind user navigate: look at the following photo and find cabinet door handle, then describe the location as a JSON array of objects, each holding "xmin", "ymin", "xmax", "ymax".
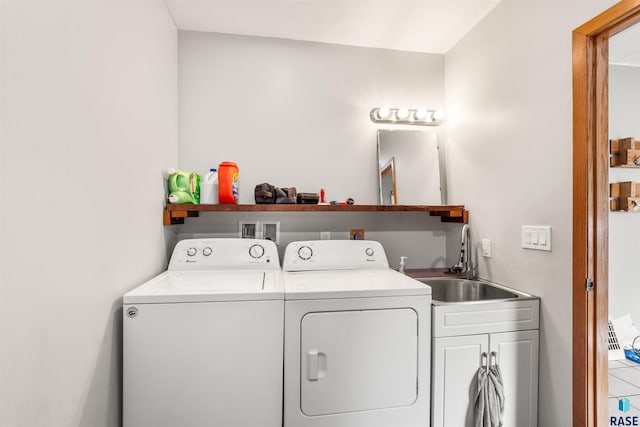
[{"xmin": 489, "ymin": 351, "xmax": 497, "ymax": 368}]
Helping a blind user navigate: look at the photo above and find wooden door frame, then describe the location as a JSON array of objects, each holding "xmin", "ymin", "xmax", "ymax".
[{"xmin": 573, "ymin": 1, "xmax": 640, "ymax": 425}]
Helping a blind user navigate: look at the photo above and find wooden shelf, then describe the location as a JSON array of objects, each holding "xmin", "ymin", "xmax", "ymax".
[
  {"xmin": 610, "ymin": 138, "xmax": 640, "ymax": 167},
  {"xmin": 610, "ymin": 182, "xmax": 640, "ymax": 212},
  {"xmin": 609, "ymin": 138, "xmax": 640, "ymax": 212},
  {"xmin": 163, "ymin": 204, "xmax": 469, "ymax": 225}
]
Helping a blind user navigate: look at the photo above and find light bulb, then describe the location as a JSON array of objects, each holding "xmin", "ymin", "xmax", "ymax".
[
  {"xmin": 433, "ymin": 109, "xmax": 446, "ymax": 121},
  {"xmin": 396, "ymin": 108, "xmax": 409, "ymax": 120},
  {"xmin": 414, "ymin": 108, "xmax": 429, "ymax": 121},
  {"xmin": 377, "ymin": 107, "xmax": 391, "ymax": 120}
]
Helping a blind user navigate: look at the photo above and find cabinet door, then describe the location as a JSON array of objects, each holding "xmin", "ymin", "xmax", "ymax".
[
  {"xmin": 490, "ymin": 330, "xmax": 539, "ymax": 427},
  {"xmin": 432, "ymin": 334, "xmax": 489, "ymax": 427}
]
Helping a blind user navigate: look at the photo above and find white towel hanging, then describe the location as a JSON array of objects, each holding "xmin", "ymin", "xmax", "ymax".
[{"xmin": 474, "ymin": 352, "xmax": 505, "ymax": 427}]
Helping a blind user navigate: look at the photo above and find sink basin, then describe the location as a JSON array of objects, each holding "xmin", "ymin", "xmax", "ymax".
[{"xmin": 416, "ymin": 278, "xmax": 520, "ymax": 303}]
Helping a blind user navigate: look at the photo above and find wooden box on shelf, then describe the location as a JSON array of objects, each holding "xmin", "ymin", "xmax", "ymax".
[
  {"xmin": 610, "ymin": 182, "xmax": 640, "ymax": 212},
  {"xmin": 610, "ymin": 138, "xmax": 640, "ymax": 167}
]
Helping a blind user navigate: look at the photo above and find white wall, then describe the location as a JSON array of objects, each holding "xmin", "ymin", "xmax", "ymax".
[
  {"xmin": 444, "ymin": 0, "xmax": 616, "ymax": 425},
  {"xmin": 178, "ymin": 31, "xmax": 445, "ymax": 205},
  {"xmin": 0, "ymin": 1, "xmax": 178, "ymax": 426},
  {"xmin": 609, "ymin": 64, "xmax": 640, "ymax": 323},
  {"xmin": 176, "ymin": 212, "xmax": 455, "ymax": 270},
  {"xmin": 176, "ymin": 31, "xmax": 454, "ymax": 269}
]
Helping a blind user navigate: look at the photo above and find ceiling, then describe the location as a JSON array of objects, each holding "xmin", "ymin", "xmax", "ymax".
[{"xmin": 164, "ymin": 0, "xmax": 504, "ymax": 54}]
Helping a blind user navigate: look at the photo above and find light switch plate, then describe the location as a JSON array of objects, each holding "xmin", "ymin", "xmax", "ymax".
[
  {"xmin": 481, "ymin": 239, "xmax": 491, "ymax": 257},
  {"xmin": 522, "ymin": 226, "xmax": 551, "ymax": 251}
]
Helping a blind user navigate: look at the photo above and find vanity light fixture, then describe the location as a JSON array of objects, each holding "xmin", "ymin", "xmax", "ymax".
[
  {"xmin": 370, "ymin": 107, "xmax": 445, "ymax": 126},
  {"xmin": 414, "ymin": 108, "xmax": 429, "ymax": 121},
  {"xmin": 376, "ymin": 106, "xmax": 392, "ymax": 120},
  {"xmin": 396, "ymin": 108, "xmax": 410, "ymax": 120},
  {"xmin": 433, "ymin": 109, "xmax": 446, "ymax": 121}
]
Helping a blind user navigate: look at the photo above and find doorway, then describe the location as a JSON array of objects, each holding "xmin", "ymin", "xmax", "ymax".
[
  {"xmin": 608, "ymin": 25, "xmax": 640, "ymax": 415},
  {"xmin": 573, "ymin": 1, "xmax": 640, "ymax": 426}
]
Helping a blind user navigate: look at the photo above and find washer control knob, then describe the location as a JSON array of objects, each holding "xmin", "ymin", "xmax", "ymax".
[
  {"xmin": 202, "ymin": 247, "xmax": 212, "ymax": 256},
  {"xmin": 187, "ymin": 247, "xmax": 197, "ymax": 257},
  {"xmin": 365, "ymin": 247, "xmax": 374, "ymax": 257},
  {"xmin": 298, "ymin": 245, "xmax": 313, "ymax": 260},
  {"xmin": 249, "ymin": 244, "xmax": 265, "ymax": 259}
]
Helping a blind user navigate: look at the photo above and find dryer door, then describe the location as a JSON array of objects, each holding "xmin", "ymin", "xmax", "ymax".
[{"xmin": 300, "ymin": 308, "xmax": 418, "ymax": 416}]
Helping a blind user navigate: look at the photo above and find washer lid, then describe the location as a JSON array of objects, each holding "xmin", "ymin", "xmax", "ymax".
[
  {"xmin": 124, "ymin": 270, "xmax": 283, "ymax": 303},
  {"xmin": 284, "ymin": 269, "xmax": 431, "ymax": 300}
]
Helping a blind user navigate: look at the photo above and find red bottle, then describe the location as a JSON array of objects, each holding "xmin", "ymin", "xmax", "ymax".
[{"xmin": 218, "ymin": 161, "xmax": 239, "ymax": 204}]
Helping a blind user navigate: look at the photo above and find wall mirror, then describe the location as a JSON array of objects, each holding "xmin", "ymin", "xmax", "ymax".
[{"xmin": 377, "ymin": 129, "xmax": 442, "ymax": 205}]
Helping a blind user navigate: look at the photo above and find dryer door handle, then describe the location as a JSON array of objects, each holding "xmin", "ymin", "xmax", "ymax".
[{"xmin": 307, "ymin": 349, "xmax": 327, "ymax": 381}]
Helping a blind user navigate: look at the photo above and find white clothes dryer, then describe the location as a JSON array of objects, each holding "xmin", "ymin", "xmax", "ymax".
[
  {"xmin": 283, "ymin": 240, "xmax": 432, "ymax": 427},
  {"xmin": 123, "ymin": 238, "xmax": 283, "ymax": 427}
]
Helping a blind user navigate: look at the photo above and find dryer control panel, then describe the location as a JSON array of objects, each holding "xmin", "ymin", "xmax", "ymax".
[
  {"xmin": 283, "ymin": 240, "xmax": 389, "ymax": 271},
  {"xmin": 169, "ymin": 238, "xmax": 280, "ymax": 270}
]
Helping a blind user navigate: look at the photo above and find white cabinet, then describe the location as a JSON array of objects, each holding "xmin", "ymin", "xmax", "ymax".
[
  {"xmin": 432, "ymin": 334, "xmax": 488, "ymax": 427},
  {"xmin": 431, "ymin": 299, "xmax": 539, "ymax": 427}
]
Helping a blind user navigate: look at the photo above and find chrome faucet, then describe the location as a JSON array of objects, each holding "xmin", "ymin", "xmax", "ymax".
[{"xmin": 451, "ymin": 224, "xmax": 475, "ymax": 279}]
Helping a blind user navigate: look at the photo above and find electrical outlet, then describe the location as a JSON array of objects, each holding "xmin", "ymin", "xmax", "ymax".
[
  {"xmin": 238, "ymin": 221, "xmax": 257, "ymax": 239},
  {"xmin": 320, "ymin": 231, "xmax": 331, "ymax": 240},
  {"xmin": 261, "ymin": 221, "xmax": 280, "ymax": 244},
  {"xmin": 350, "ymin": 229, "xmax": 365, "ymax": 240}
]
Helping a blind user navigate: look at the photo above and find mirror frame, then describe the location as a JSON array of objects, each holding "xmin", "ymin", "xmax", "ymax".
[{"xmin": 379, "ymin": 157, "xmax": 398, "ymax": 205}]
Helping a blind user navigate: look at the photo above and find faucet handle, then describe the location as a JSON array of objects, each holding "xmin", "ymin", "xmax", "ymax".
[{"xmin": 465, "ymin": 262, "xmax": 477, "ymax": 280}]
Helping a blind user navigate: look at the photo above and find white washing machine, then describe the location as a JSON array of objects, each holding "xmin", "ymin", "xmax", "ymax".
[
  {"xmin": 123, "ymin": 238, "xmax": 283, "ymax": 427},
  {"xmin": 283, "ymin": 240, "xmax": 431, "ymax": 427}
]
